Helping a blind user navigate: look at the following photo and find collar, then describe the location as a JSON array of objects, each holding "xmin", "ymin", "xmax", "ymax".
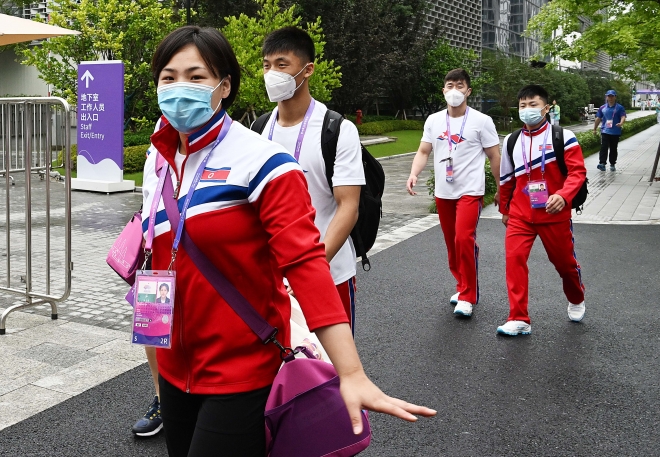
[
  {"xmin": 522, "ymin": 119, "xmax": 549, "ymax": 137},
  {"xmin": 150, "ymin": 109, "xmax": 226, "ymax": 166}
]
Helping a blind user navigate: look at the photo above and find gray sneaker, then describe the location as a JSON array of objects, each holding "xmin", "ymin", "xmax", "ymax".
[{"xmin": 610, "ymin": 165, "xmax": 616, "ymax": 171}]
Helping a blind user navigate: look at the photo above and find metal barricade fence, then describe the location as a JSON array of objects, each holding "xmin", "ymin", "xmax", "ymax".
[{"xmin": 0, "ymin": 97, "xmax": 73, "ymax": 334}]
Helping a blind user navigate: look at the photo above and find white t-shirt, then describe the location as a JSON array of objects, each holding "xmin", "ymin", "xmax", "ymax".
[
  {"xmin": 422, "ymin": 108, "xmax": 499, "ymax": 199},
  {"xmin": 261, "ymin": 101, "xmax": 365, "ymax": 285}
]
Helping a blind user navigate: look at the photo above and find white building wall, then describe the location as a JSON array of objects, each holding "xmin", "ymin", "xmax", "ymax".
[{"xmin": 0, "ymin": 49, "xmax": 49, "ymax": 97}]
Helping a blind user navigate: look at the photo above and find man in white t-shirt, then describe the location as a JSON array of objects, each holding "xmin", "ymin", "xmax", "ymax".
[
  {"xmin": 406, "ymin": 69, "xmax": 501, "ymax": 318},
  {"xmin": 261, "ymin": 27, "xmax": 365, "ymax": 332}
]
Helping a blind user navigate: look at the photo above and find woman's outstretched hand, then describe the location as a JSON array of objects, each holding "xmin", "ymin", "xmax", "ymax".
[{"xmin": 339, "ymin": 369, "xmax": 437, "ymax": 434}]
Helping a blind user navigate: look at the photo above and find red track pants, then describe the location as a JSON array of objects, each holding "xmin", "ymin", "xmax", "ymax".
[
  {"xmin": 505, "ymin": 217, "xmax": 585, "ymax": 323},
  {"xmin": 435, "ymin": 196, "xmax": 483, "ymax": 305},
  {"xmin": 336, "ymin": 277, "xmax": 356, "ymax": 336}
]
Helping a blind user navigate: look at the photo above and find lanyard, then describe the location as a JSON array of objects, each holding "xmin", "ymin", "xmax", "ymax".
[
  {"xmin": 445, "ymin": 107, "xmax": 469, "ymax": 157},
  {"xmin": 268, "ymin": 99, "xmax": 316, "ymax": 161},
  {"xmin": 520, "ymin": 124, "xmax": 550, "ymax": 178},
  {"xmin": 606, "ymin": 104, "xmax": 617, "ymax": 121},
  {"xmin": 145, "ymin": 113, "xmax": 233, "ymax": 261}
]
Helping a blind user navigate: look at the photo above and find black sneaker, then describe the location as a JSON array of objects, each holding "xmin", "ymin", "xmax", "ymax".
[{"xmin": 131, "ymin": 396, "xmax": 163, "ymax": 437}]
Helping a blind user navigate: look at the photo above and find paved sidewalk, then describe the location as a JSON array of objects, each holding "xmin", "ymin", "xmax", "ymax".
[{"xmin": 0, "ymin": 114, "xmax": 658, "ymax": 435}]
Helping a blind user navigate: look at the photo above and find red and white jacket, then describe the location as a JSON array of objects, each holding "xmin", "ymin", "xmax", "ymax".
[
  {"xmin": 142, "ymin": 112, "xmax": 348, "ymax": 395},
  {"xmin": 499, "ymin": 120, "xmax": 586, "ymax": 224}
]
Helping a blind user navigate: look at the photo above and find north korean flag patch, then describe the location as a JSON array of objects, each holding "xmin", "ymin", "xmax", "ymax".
[{"xmin": 201, "ymin": 167, "xmax": 231, "ymax": 183}]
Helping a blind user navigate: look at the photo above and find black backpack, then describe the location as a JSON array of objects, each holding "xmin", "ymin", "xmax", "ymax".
[
  {"xmin": 252, "ymin": 110, "xmax": 385, "ymax": 271},
  {"xmin": 506, "ymin": 124, "xmax": 588, "ymax": 213}
]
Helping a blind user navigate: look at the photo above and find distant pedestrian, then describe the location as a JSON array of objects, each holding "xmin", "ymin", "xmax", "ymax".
[
  {"xmin": 656, "ymin": 104, "xmax": 660, "ymax": 124},
  {"xmin": 594, "ymin": 90, "xmax": 626, "ymax": 172},
  {"xmin": 549, "ymin": 99, "xmax": 561, "ymax": 126},
  {"xmin": 406, "ymin": 68, "xmax": 501, "ymax": 318},
  {"xmin": 498, "ymin": 84, "xmax": 587, "ymax": 336}
]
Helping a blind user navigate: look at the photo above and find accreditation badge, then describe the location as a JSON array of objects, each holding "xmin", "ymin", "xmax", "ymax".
[
  {"xmin": 131, "ymin": 270, "xmax": 175, "ymax": 349},
  {"xmin": 605, "ymin": 119, "xmax": 614, "ymax": 128},
  {"xmin": 528, "ymin": 180, "xmax": 549, "ymax": 209},
  {"xmin": 445, "ymin": 157, "xmax": 454, "ymax": 183}
]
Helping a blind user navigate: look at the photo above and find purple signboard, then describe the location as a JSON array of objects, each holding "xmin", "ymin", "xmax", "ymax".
[{"xmin": 75, "ymin": 61, "xmax": 125, "ymax": 183}]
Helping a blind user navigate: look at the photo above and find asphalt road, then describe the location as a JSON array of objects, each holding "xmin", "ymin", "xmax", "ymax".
[{"xmin": 1, "ymin": 220, "xmax": 658, "ymax": 456}]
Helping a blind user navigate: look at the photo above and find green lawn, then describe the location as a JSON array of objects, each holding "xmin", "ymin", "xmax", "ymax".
[{"xmin": 365, "ymin": 130, "xmax": 422, "ymax": 158}]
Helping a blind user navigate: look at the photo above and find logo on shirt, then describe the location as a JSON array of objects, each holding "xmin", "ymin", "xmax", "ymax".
[
  {"xmin": 539, "ymin": 144, "xmax": 554, "ymax": 152},
  {"xmin": 437, "ymin": 131, "xmax": 466, "ymax": 145},
  {"xmin": 201, "ymin": 167, "xmax": 231, "ymax": 183}
]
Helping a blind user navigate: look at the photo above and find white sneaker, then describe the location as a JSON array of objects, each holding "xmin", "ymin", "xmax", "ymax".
[
  {"xmin": 453, "ymin": 300, "xmax": 473, "ymax": 317},
  {"xmin": 450, "ymin": 292, "xmax": 460, "ymax": 305},
  {"xmin": 497, "ymin": 320, "xmax": 531, "ymax": 336},
  {"xmin": 567, "ymin": 301, "xmax": 585, "ymax": 322}
]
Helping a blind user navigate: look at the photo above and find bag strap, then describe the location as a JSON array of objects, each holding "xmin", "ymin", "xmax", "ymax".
[
  {"xmin": 321, "ymin": 109, "xmax": 344, "ymax": 191},
  {"xmin": 251, "ymin": 112, "xmax": 273, "ymax": 134},
  {"xmin": 551, "ymin": 124, "xmax": 567, "ymax": 176},
  {"xmin": 157, "ymin": 161, "xmax": 281, "ymax": 347},
  {"xmin": 506, "ymin": 128, "xmax": 522, "ymax": 166}
]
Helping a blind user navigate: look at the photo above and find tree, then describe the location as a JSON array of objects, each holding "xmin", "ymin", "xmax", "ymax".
[
  {"xmin": 577, "ymin": 70, "xmax": 632, "ymax": 109},
  {"xmin": 413, "ymin": 40, "xmax": 489, "ymax": 118},
  {"xmin": 19, "ymin": 0, "xmax": 184, "ymax": 128},
  {"xmin": 222, "ymin": 0, "xmax": 341, "ymax": 121},
  {"xmin": 528, "ymin": 0, "xmax": 660, "ymax": 80},
  {"xmin": 535, "ymin": 69, "xmax": 590, "ymax": 121},
  {"xmin": 482, "ymin": 50, "xmax": 535, "ymax": 116}
]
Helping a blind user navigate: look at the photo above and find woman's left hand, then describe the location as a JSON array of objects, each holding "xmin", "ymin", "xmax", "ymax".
[{"xmin": 338, "ymin": 369, "xmax": 437, "ymax": 434}]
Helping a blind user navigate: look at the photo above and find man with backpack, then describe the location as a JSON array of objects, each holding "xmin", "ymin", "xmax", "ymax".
[
  {"xmin": 256, "ymin": 27, "xmax": 365, "ymax": 333},
  {"xmin": 406, "ymin": 68, "xmax": 501, "ymax": 318},
  {"xmin": 498, "ymin": 85, "xmax": 587, "ymax": 336}
]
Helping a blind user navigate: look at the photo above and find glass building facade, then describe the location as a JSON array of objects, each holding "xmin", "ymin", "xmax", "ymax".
[
  {"xmin": 482, "ymin": 0, "xmax": 549, "ymax": 60},
  {"xmin": 424, "ymin": 0, "xmax": 483, "ymax": 53}
]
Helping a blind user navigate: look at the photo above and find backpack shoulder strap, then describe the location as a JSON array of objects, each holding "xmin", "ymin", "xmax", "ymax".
[
  {"xmin": 506, "ymin": 129, "xmax": 523, "ymax": 165},
  {"xmin": 321, "ymin": 109, "xmax": 344, "ymax": 190},
  {"xmin": 250, "ymin": 112, "xmax": 273, "ymax": 134},
  {"xmin": 551, "ymin": 124, "xmax": 567, "ymax": 176}
]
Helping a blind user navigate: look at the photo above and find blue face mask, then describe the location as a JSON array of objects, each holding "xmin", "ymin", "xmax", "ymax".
[
  {"xmin": 518, "ymin": 107, "xmax": 547, "ymax": 126},
  {"xmin": 157, "ymin": 80, "xmax": 224, "ymax": 133}
]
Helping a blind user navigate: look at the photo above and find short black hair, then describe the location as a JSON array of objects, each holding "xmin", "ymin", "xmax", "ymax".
[
  {"xmin": 152, "ymin": 26, "xmax": 241, "ymax": 109},
  {"xmin": 262, "ymin": 26, "xmax": 315, "ymax": 64},
  {"xmin": 159, "ymin": 283, "xmax": 169, "ymax": 292},
  {"xmin": 444, "ymin": 68, "xmax": 471, "ymax": 88},
  {"xmin": 517, "ymin": 84, "xmax": 549, "ymax": 105}
]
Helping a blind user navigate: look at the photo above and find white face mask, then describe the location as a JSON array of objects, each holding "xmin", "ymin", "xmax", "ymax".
[
  {"xmin": 444, "ymin": 88, "xmax": 467, "ymax": 107},
  {"xmin": 263, "ymin": 64, "xmax": 310, "ymax": 102}
]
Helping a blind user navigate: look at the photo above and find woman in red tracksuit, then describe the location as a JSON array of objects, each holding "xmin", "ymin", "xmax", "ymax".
[
  {"xmin": 498, "ymin": 84, "xmax": 587, "ymax": 336},
  {"xmin": 143, "ymin": 26, "xmax": 435, "ymax": 456}
]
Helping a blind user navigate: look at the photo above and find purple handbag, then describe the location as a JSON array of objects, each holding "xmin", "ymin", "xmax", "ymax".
[
  {"xmin": 106, "ymin": 211, "xmax": 145, "ymax": 286},
  {"xmin": 156, "ymin": 158, "xmax": 371, "ymax": 456},
  {"xmin": 265, "ymin": 347, "xmax": 371, "ymax": 457}
]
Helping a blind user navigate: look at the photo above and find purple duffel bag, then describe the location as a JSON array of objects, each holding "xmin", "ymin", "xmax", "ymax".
[{"xmin": 265, "ymin": 347, "xmax": 371, "ymax": 457}]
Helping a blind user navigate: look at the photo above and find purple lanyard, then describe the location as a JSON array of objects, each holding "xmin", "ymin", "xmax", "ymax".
[
  {"xmin": 520, "ymin": 124, "xmax": 550, "ymax": 177},
  {"xmin": 445, "ymin": 107, "xmax": 469, "ymax": 156},
  {"xmin": 145, "ymin": 114, "xmax": 232, "ymax": 256},
  {"xmin": 267, "ymin": 99, "xmax": 315, "ymax": 161}
]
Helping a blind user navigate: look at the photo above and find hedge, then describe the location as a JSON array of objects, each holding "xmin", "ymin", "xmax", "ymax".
[
  {"xmin": 124, "ymin": 130, "xmax": 153, "ymax": 147},
  {"xmin": 357, "ymin": 120, "xmax": 424, "ymax": 136}
]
